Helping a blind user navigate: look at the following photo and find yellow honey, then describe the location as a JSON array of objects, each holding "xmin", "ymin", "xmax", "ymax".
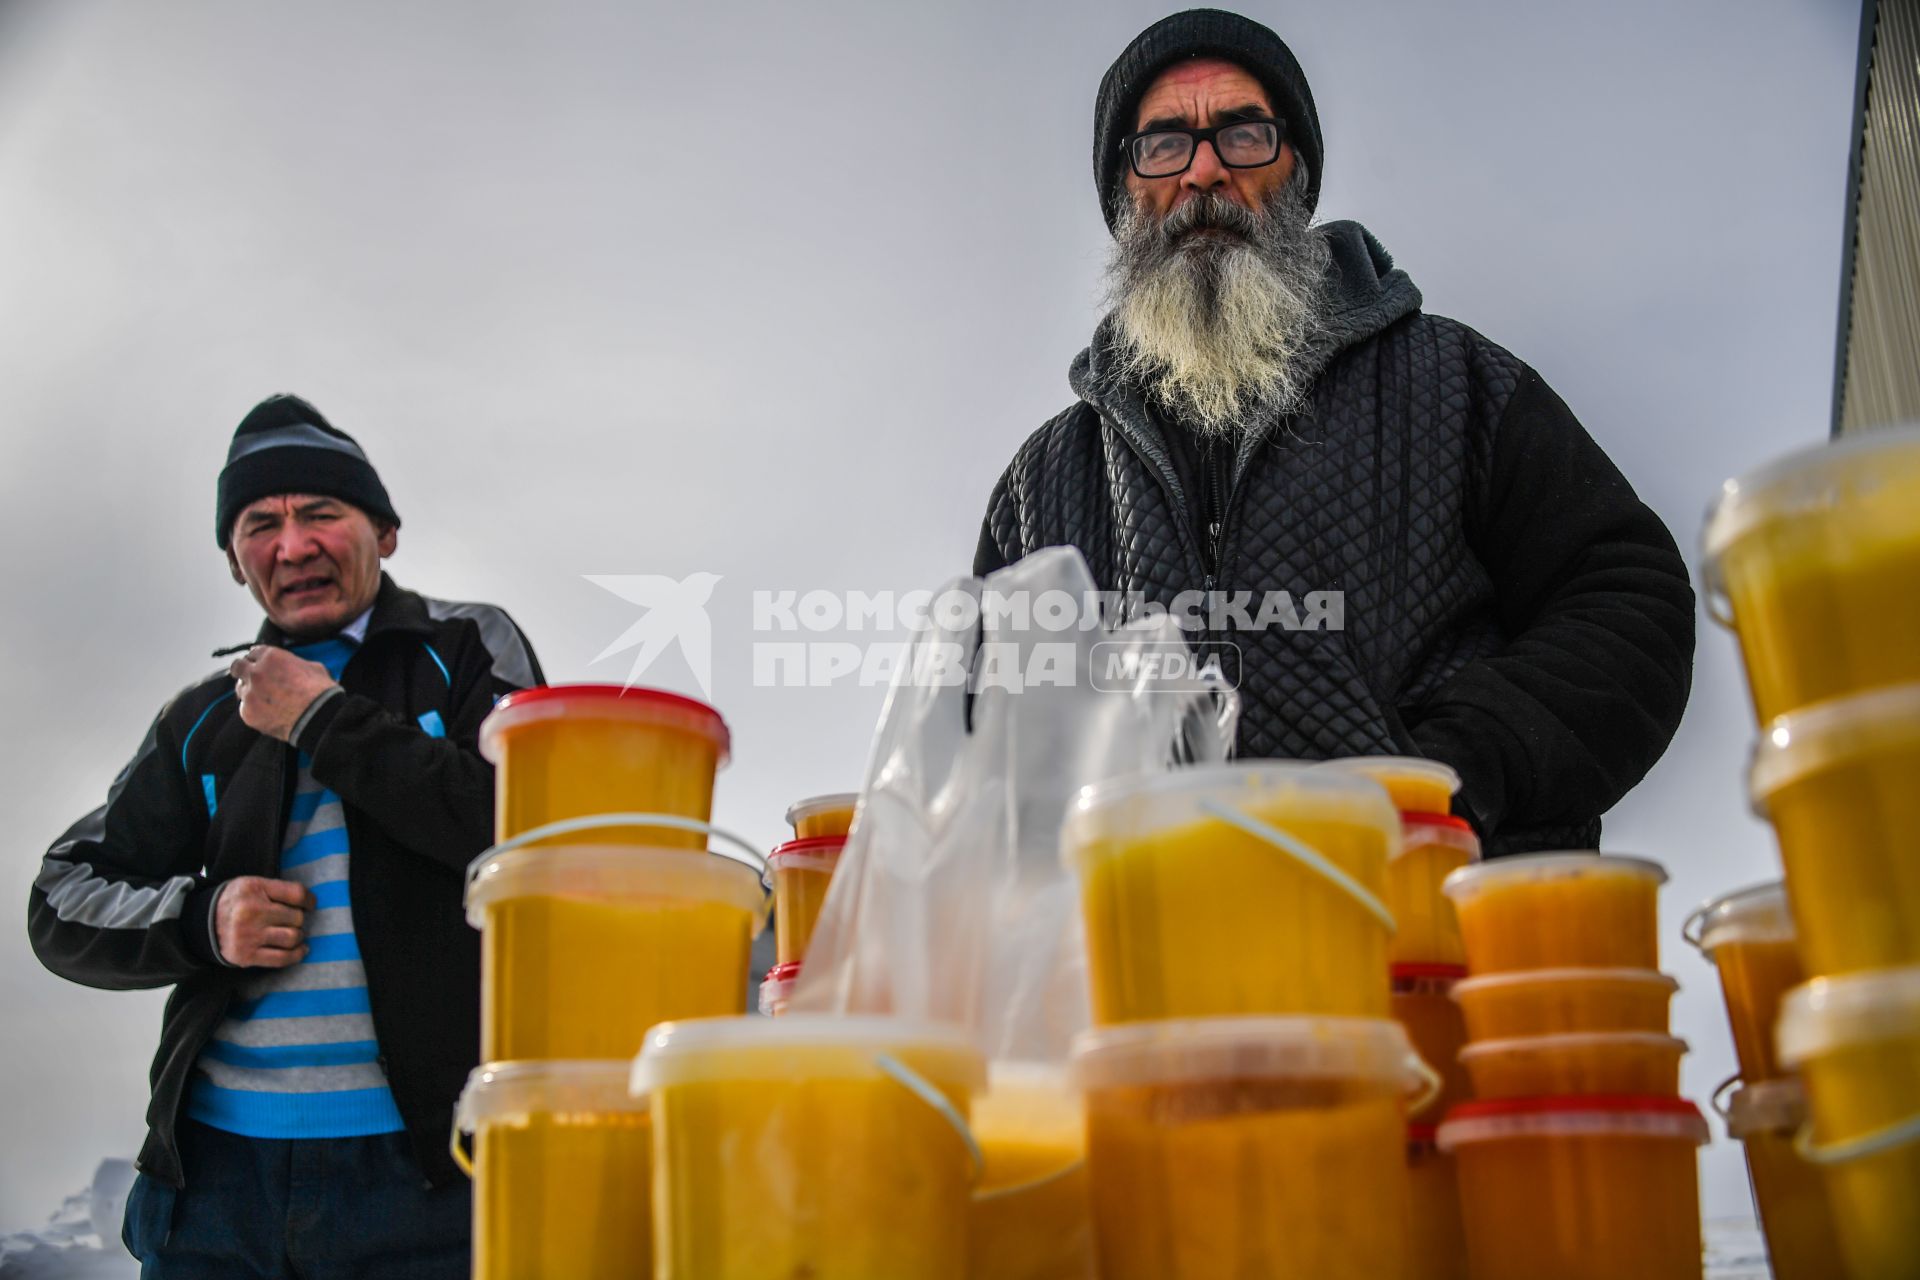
[{"xmin": 1443, "ymin": 853, "xmax": 1666, "ymax": 973}]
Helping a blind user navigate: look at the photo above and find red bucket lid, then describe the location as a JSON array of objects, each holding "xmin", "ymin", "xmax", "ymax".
[
  {"xmin": 1437, "ymin": 1094, "xmax": 1710, "ymax": 1152},
  {"xmin": 1391, "ymin": 962, "xmax": 1470, "ymax": 982},
  {"xmin": 1407, "ymin": 1123, "xmax": 1439, "ymax": 1143},
  {"xmin": 769, "ymin": 835, "xmax": 848, "ymax": 866},
  {"xmin": 479, "ymin": 683, "xmax": 731, "ymax": 764},
  {"xmin": 1401, "ymin": 812, "xmax": 1473, "ymax": 832},
  {"xmin": 766, "ymin": 961, "xmax": 803, "ymax": 983}
]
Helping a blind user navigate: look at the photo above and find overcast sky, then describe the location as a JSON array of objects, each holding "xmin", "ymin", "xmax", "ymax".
[{"xmin": 0, "ymin": 0, "xmax": 1861, "ymax": 1229}]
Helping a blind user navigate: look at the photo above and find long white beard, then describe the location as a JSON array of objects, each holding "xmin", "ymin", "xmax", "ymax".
[{"xmin": 1106, "ymin": 177, "xmax": 1329, "ymax": 439}]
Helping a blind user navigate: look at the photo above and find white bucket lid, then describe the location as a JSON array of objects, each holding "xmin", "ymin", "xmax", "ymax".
[
  {"xmin": 1701, "ymin": 423, "xmax": 1920, "ymax": 563},
  {"xmin": 1457, "ymin": 1031, "xmax": 1689, "ymax": 1065},
  {"xmin": 1725, "ymin": 1078, "xmax": 1808, "ymax": 1140},
  {"xmin": 784, "ymin": 792, "xmax": 859, "ymax": 828},
  {"xmin": 1442, "ymin": 852, "xmax": 1667, "ymax": 904},
  {"xmin": 1748, "ymin": 683, "xmax": 1920, "ymax": 814},
  {"xmin": 1314, "ymin": 755, "xmax": 1463, "ymax": 799},
  {"xmin": 1064, "ymin": 763, "xmax": 1400, "ymax": 863},
  {"xmin": 1686, "ymin": 881, "xmax": 1794, "ymax": 954},
  {"xmin": 1776, "ymin": 965, "xmax": 1920, "ymax": 1068},
  {"xmin": 1437, "ymin": 1096, "xmax": 1710, "ymax": 1151},
  {"xmin": 1451, "ymin": 967, "xmax": 1679, "ymax": 1000},
  {"xmin": 1068, "ymin": 1016, "xmax": 1418, "ymax": 1093},
  {"xmin": 456, "ymin": 1059, "xmax": 650, "ymax": 1132},
  {"xmin": 465, "ymin": 845, "xmax": 768, "ymax": 936},
  {"xmin": 630, "ymin": 1015, "xmax": 987, "ymax": 1096}
]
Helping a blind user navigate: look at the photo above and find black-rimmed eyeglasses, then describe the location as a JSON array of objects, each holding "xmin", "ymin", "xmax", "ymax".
[{"xmin": 1119, "ymin": 118, "xmax": 1284, "ymax": 179}]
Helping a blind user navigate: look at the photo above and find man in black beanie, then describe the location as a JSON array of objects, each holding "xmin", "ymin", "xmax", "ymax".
[
  {"xmin": 30, "ymin": 394, "xmax": 544, "ymax": 1277},
  {"xmin": 976, "ymin": 9, "xmax": 1696, "ymax": 856}
]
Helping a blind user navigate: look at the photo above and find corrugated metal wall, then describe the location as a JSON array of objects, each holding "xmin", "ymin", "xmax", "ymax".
[{"xmin": 1836, "ymin": 0, "xmax": 1920, "ymax": 436}]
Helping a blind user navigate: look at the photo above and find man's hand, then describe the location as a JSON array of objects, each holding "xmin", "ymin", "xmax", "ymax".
[
  {"xmin": 229, "ymin": 646, "xmax": 337, "ymax": 743},
  {"xmin": 214, "ymin": 876, "xmax": 316, "ymax": 968}
]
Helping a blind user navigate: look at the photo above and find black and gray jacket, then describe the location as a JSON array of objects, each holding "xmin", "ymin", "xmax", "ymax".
[
  {"xmin": 28, "ymin": 574, "xmax": 543, "ymax": 1188},
  {"xmin": 976, "ymin": 221, "xmax": 1695, "ymax": 855}
]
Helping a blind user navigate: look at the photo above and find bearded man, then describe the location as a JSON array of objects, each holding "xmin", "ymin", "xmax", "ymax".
[{"xmin": 974, "ymin": 9, "xmax": 1695, "ymax": 855}]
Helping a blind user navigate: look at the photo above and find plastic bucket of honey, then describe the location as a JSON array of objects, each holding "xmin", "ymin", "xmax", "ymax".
[
  {"xmin": 1701, "ymin": 424, "xmax": 1920, "ymax": 722},
  {"xmin": 1069, "ymin": 1016, "xmax": 1425, "ymax": 1280},
  {"xmin": 1315, "ymin": 756, "xmax": 1462, "ymax": 816},
  {"xmin": 969, "ymin": 1062, "xmax": 1093, "ymax": 1280},
  {"xmin": 786, "ymin": 791, "xmax": 859, "ymax": 839},
  {"xmin": 1063, "ymin": 764, "xmax": 1400, "ymax": 1023},
  {"xmin": 758, "ymin": 961, "xmax": 800, "ymax": 1018},
  {"xmin": 1458, "ymin": 1032, "xmax": 1687, "ymax": 1100},
  {"xmin": 1451, "ymin": 968, "xmax": 1679, "ymax": 1040},
  {"xmin": 1775, "ymin": 966, "xmax": 1920, "ymax": 1280},
  {"xmin": 768, "ymin": 835, "xmax": 845, "ymax": 966},
  {"xmin": 1723, "ymin": 1079, "xmax": 1844, "ymax": 1280},
  {"xmin": 1438, "ymin": 1096, "xmax": 1708, "ymax": 1280},
  {"xmin": 466, "ymin": 845, "xmax": 766, "ymax": 1060},
  {"xmin": 1405, "ymin": 1124, "xmax": 1468, "ymax": 1280},
  {"xmin": 1683, "ymin": 881, "xmax": 1803, "ymax": 1081},
  {"xmin": 455, "ymin": 1060, "xmax": 653, "ymax": 1280},
  {"xmin": 1392, "ymin": 965, "xmax": 1472, "ymax": 1121},
  {"xmin": 479, "ymin": 684, "xmax": 731, "ymax": 848},
  {"xmin": 632, "ymin": 1015, "xmax": 987, "ymax": 1280},
  {"xmin": 1388, "ymin": 815, "xmax": 1480, "ymax": 967},
  {"xmin": 1443, "ymin": 853, "xmax": 1667, "ymax": 973},
  {"xmin": 1749, "ymin": 685, "xmax": 1920, "ymax": 975}
]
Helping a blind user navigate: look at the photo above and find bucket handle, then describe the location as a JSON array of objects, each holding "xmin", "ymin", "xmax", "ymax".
[
  {"xmin": 1679, "ymin": 903, "xmax": 1713, "ymax": 954},
  {"xmin": 1795, "ymin": 1109, "xmax": 1920, "ymax": 1166},
  {"xmin": 1709, "ymin": 1072, "xmax": 1741, "ymax": 1122},
  {"xmin": 1406, "ymin": 1053, "xmax": 1445, "ymax": 1118},
  {"xmin": 448, "ymin": 1125, "xmax": 475, "ymax": 1180},
  {"xmin": 873, "ymin": 1052, "xmax": 985, "ymax": 1184},
  {"xmin": 971, "ymin": 1157, "xmax": 1085, "ymax": 1205},
  {"xmin": 1196, "ymin": 798, "xmax": 1396, "ymax": 932},
  {"xmin": 465, "ymin": 813, "xmax": 770, "ymax": 881}
]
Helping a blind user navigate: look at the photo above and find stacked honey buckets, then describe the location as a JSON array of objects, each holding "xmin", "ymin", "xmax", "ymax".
[
  {"xmin": 452, "ymin": 685, "xmax": 767, "ymax": 1279},
  {"xmin": 1438, "ymin": 852, "xmax": 1706, "ymax": 1279},
  {"xmin": 1058, "ymin": 762, "xmax": 1433, "ymax": 1279},
  {"xmin": 1697, "ymin": 424, "xmax": 1920, "ymax": 1280},
  {"xmin": 1317, "ymin": 758, "xmax": 1479, "ymax": 1280},
  {"xmin": 759, "ymin": 791, "xmax": 857, "ymax": 1016}
]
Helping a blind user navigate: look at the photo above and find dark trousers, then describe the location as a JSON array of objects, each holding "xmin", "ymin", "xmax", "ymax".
[{"xmin": 121, "ymin": 1119, "xmax": 469, "ymax": 1279}]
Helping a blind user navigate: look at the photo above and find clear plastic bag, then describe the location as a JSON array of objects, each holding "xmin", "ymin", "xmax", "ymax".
[{"xmin": 790, "ymin": 544, "xmax": 1236, "ymax": 1060}]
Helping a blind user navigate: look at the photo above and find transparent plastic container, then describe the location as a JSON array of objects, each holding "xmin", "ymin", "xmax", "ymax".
[
  {"xmin": 1724, "ymin": 1079, "xmax": 1844, "ymax": 1280},
  {"xmin": 1388, "ymin": 815, "xmax": 1480, "ymax": 967},
  {"xmin": 1069, "ymin": 1016, "xmax": 1421, "ymax": 1280},
  {"xmin": 1701, "ymin": 424, "xmax": 1920, "ymax": 722},
  {"xmin": 466, "ymin": 846, "xmax": 765, "ymax": 1060},
  {"xmin": 1452, "ymin": 968, "xmax": 1678, "ymax": 1041},
  {"xmin": 1442, "ymin": 853, "xmax": 1667, "ymax": 973},
  {"xmin": 1063, "ymin": 765, "xmax": 1400, "ymax": 1023},
  {"xmin": 969, "ymin": 1063, "xmax": 1093, "ymax": 1280},
  {"xmin": 479, "ymin": 684, "xmax": 730, "ymax": 848},
  {"xmin": 1684, "ymin": 881, "xmax": 1803, "ymax": 1081},
  {"xmin": 1437, "ymin": 1096, "xmax": 1708, "ymax": 1280},
  {"xmin": 768, "ymin": 835, "xmax": 845, "ymax": 966},
  {"xmin": 632, "ymin": 1015, "xmax": 987, "ymax": 1280},
  {"xmin": 1315, "ymin": 756, "xmax": 1462, "ymax": 816},
  {"xmin": 1391, "ymin": 965, "xmax": 1471, "ymax": 1121},
  {"xmin": 1776, "ymin": 966, "xmax": 1920, "ymax": 1280},
  {"xmin": 1749, "ymin": 684, "xmax": 1920, "ymax": 975},
  {"xmin": 1458, "ymin": 1032, "xmax": 1687, "ymax": 1100},
  {"xmin": 786, "ymin": 791, "xmax": 859, "ymax": 839},
  {"xmin": 1405, "ymin": 1125, "xmax": 1468, "ymax": 1280},
  {"xmin": 455, "ymin": 1060, "xmax": 653, "ymax": 1280}
]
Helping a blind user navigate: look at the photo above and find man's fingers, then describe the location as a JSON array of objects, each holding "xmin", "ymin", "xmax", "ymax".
[
  {"xmin": 249, "ymin": 944, "xmax": 309, "ymax": 970},
  {"xmin": 257, "ymin": 926, "xmax": 306, "ymax": 951},
  {"xmin": 251, "ymin": 902, "xmax": 307, "ymax": 930},
  {"xmin": 263, "ymin": 880, "xmax": 317, "ymax": 910}
]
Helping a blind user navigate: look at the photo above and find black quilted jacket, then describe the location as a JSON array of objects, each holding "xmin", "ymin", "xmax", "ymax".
[{"xmin": 976, "ymin": 221, "xmax": 1695, "ymax": 857}]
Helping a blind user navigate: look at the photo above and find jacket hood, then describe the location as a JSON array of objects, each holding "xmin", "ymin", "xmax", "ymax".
[{"xmin": 1070, "ymin": 219, "xmax": 1423, "ymax": 486}]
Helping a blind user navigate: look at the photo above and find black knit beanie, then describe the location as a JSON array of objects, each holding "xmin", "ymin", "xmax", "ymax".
[
  {"xmin": 215, "ymin": 395, "xmax": 400, "ymax": 547},
  {"xmin": 1094, "ymin": 9, "xmax": 1323, "ymax": 233}
]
